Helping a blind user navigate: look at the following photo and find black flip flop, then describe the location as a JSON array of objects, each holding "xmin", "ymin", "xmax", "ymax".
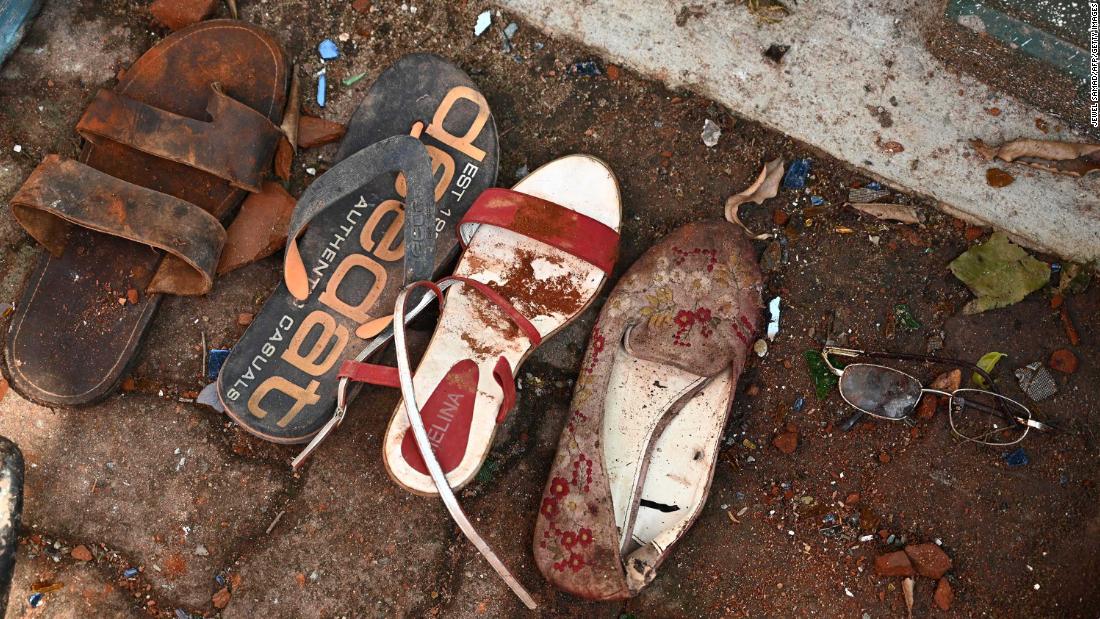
[{"xmin": 218, "ymin": 53, "xmax": 498, "ymax": 448}]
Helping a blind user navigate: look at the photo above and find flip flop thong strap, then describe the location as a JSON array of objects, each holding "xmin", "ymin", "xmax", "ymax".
[
  {"xmin": 281, "ymin": 135, "xmax": 437, "ymax": 305},
  {"xmin": 391, "ymin": 280, "xmax": 538, "ymax": 610},
  {"xmin": 457, "ymin": 187, "xmax": 619, "ymax": 274},
  {"xmin": 10, "ymin": 155, "xmax": 225, "ymax": 296},
  {"xmin": 76, "ymin": 85, "xmax": 281, "ymax": 193}
]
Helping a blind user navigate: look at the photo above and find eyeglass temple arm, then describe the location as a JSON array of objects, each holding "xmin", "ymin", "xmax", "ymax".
[{"xmin": 948, "ymin": 392, "xmax": 1055, "ymax": 433}]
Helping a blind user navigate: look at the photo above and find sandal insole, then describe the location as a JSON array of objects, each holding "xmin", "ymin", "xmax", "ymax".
[
  {"xmin": 5, "ymin": 21, "xmax": 287, "ymax": 406},
  {"xmin": 603, "ymin": 347, "xmax": 734, "ymax": 551},
  {"xmin": 383, "ymin": 155, "xmax": 621, "ymax": 494},
  {"xmin": 218, "ymin": 54, "xmax": 498, "ymax": 443}
]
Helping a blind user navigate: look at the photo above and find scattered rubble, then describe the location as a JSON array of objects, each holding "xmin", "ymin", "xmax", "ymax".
[{"xmin": 148, "ymin": 0, "xmax": 218, "ymax": 31}]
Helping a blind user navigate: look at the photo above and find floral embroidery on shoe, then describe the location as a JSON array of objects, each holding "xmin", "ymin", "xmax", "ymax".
[
  {"xmin": 549, "ymin": 476, "xmax": 570, "ymax": 498},
  {"xmin": 566, "ymin": 552, "xmax": 586, "ymax": 572},
  {"xmin": 540, "ymin": 496, "xmax": 560, "ymax": 519},
  {"xmin": 570, "ymin": 454, "xmax": 593, "ymax": 492},
  {"xmin": 560, "ymin": 530, "xmax": 578, "ymax": 549},
  {"xmin": 577, "ymin": 528, "xmax": 594, "ymax": 547}
]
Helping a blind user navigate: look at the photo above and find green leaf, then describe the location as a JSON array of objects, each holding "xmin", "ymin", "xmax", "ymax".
[
  {"xmin": 972, "ymin": 351, "xmax": 1006, "ymax": 388},
  {"xmin": 804, "ymin": 350, "xmax": 842, "ymax": 400},
  {"xmin": 893, "ymin": 303, "xmax": 922, "ymax": 331},
  {"xmin": 949, "ymin": 232, "xmax": 1050, "ymax": 314}
]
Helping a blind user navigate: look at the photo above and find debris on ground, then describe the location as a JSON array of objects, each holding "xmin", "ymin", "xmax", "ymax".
[
  {"xmin": 212, "ymin": 587, "xmax": 231, "ymax": 609},
  {"xmin": 1048, "ymin": 348, "xmax": 1078, "ymax": 374},
  {"xmin": 238, "ymin": 313, "xmax": 254, "ymax": 326},
  {"xmin": 217, "ymin": 182, "xmax": 297, "ymax": 275},
  {"xmin": 70, "ymin": 545, "xmax": 92, "ymax": 561},
  {"xmin": 206, "ymin": 350, "xmax": 230, "ymax": 382},
  {"xmin": 902, "ymin": 576, "xmax": 914, "ymax": 617},
  {"xmin": 972, "ymin": 351, "xmax": 1006, "ymax": 388},
  {"xmin": 566, "ymin": 60, "xmax": 602, "ymax": 77},
  {"xmin": 725, "ymin": 158, "xmax": 783, "ymax": 238},
  {"xmin": 874, "ymin": 550, "xmax": 914, "ymax": 577},
  {"xmin": 342, "ymin": 72, "xmax": 367, "ymax": 86},
  {"xmin": 948, "ymin": 232, "xmax": 1050, "ymax": 314},
  {"xmin": 1053, "ymin": 262, "xmax": 1092, "ymax": 297},
  {"xmin": 474, "ymin": 10, "xmax": 491, "ymax": 36},
  {"xmin": 753, "ymin": 339, "xmax": 768, "ymax": 357},
  {"xmin": 296, "ymin": 115, "xmax": 346, "ymax": 148},
  {"xmin": 0, "ymin": 377, "xmax": 7, "ymax": 403},
  {"xmin": 1061, "ymin": 306, "xmax": 1081, "ymax": 345},
  {"xmin": 148, "ymin": 0, "xmax": 218, "ymax": 31},
  {"xmin": 701, "ymin": 119, "xmax": 721, "ymax": 147},
  {"xmin": 772, "ymin": 424, "xmax": 798, "ymax": 454},
  {"xmin": 316, "ymin": 71, "xmax": 327, "ymax": 107},
  {"xmin": 904, "ymin": 543, "xmax": 952, "ymax": 579},
  {"xmin": 934, "ymin": 577, "xmax": 954, "ymax": 611},
  {"xmin": 318, "ymin": 39, "xmax": 339, "ymax": 60},
  {"xmin": 850, "ymin": 202, "xmax": 923, "ymax": 225},
  {"xmin": 985, "ymin": 168, "xmax": 1015, "ymax": 187},
  {"xmin": 848, "ymin": 185, "xmax": 891, "ymax": 203},
  {"xmin": 1015, "ymin": 362, "xmax": 1057, "ymax": 401},
  {"xmin": 781, "ymin": 157, "xmax": 811, "ymax": 189},
  {"xmin": 766, "ymin": 296, "xmax": 781, "ymax": 340},
  {"xmin": 1004, "ymin": 447, "xmax": 1029, "ymax": 467},
  {"xmin": 972, "ymin": 138, "xmax": 1100, "ymax": 177},
  {"xmin": 196, "ymin": 382, "xmax": 225, "ymax": 413},
  {"xmin": 763, "ymin": 43, "xmax": 789, "ymax": 63},
  {"xmin": 674, "ymin": 4, "xmax": 707, "ymax": 27}
]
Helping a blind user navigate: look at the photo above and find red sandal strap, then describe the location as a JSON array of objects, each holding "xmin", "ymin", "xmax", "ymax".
[
  {"xmin": 337, "ymin": 360, "xmax": 400, "ymax": 388},
  {"xmin": 457, "ymin": 188, "xmax": 618, "ymax": 274},
  {"xmin": 492, "ymin": 356, "xmax": 516, "ymax": 423},
  {"xmin": 440, "ymin": 275, "xmax": 542, "ymax": 346}
]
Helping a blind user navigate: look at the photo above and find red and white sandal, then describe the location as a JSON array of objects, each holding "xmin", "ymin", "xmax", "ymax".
[{"xmin": 338, "ymin": 154, "xmax": 621, "ymax": 607}]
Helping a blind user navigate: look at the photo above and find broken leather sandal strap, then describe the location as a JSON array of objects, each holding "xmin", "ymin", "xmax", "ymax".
[
  {"xmin": 10, "ymin": 155, "xmax": 225, "ymax": 296},
  {"xmin": 76, "ymin": 85, "xmax": 282, "ymax": 194},
  {"xmin": 282, "ymin": 134, "xmax": 438, "ymax": 326}
]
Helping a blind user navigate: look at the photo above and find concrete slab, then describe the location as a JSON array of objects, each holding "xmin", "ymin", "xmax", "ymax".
[
  {"xmin": 496, "ymin": 0, "xmax": 1100, "ymax": 263},
  {"xmin": 0, "ymin": 391, "xmax": 290, "ymax": 611}
]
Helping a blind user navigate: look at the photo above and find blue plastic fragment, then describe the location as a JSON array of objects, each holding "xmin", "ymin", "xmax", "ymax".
[
  {"xmin": 175, "ymin": 610, "xmax": 191, "ymax": 619},
  {"xmin": 567, "ymin": 60, "xmax": 602, "ymax": 77},
  {"xmin": 792, "ymin": 395, "xmax": 805, "ymax": 412},
  {"xmin": 782, "ymin": 158, "xmax": 812, "ymax": 189},
  {"xmin": 1051, "ymin": 262, "xmax": 1061, "ymax": 273},
  {"xmin": 215, "ymin": 574, "xmax": 227, "ymax": 586},
  {"xmin": 317, "ymin": 72, "xmax": 327, "ymax": 107},
  {"xmin": 124, "ymin": 567, "xmax": 139, "ymax": 579},
  {"xmin": 28, "ymin": 593, "xmax": 43, "ymax": 607},
  {"xmin": 1004, "ymin": 447, "xmax": 1029, "ymax": 467},
  {"xmin": 207, "ymin": 349, "xmax": 230, "ymax": 381},
  {"xmin": 866, "ymin": 181, "xmax": 883, "ymax": 190},
  {"xmin": 810, "ymin": 195, "xmax": 824, "ymax": 206},
  {"xmin": 318, "ymin": 39, "xmax": 339, "ymax": 60}
]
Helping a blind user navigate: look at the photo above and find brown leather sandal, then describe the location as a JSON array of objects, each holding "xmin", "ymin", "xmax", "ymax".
[
  {"xmin": 533, "ymin": 220, "xmax": 763, "ymax": 600},
  {"xmin": 4, "ymin": 20, "xmax": 289, "ymax": 406}
]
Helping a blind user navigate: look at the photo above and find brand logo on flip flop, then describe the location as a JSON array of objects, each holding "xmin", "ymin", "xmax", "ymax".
[{"xmin": 224, "ymin": 87, "xmax": 492, "ymax": 435}]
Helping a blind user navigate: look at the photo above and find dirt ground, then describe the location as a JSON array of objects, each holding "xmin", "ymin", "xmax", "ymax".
[{"xmin": 0, "ymin": 1, "xmax": 1097, "ymax": 617}]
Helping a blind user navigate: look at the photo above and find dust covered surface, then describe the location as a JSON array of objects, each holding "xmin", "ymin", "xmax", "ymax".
[{"xmin": 0, "ymin": 0, "xmax": 1097, "ymax": 617}]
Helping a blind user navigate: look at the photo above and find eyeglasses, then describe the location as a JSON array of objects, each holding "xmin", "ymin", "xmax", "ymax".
[{"xmin": 822, "ymin": 346, "xmax": 1054, "ymax": 446}]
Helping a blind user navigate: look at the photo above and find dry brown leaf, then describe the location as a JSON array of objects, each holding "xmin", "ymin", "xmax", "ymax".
[
  {"xmin": 724, "ymin": 158, "xmax": 783, "ymax": 238},
  {"xmin": 971, "ymin": 138, "xmax": 1100, "ymax": 177},
  {"xmin": 903, "ymin": 577, "xmax": 914, "ymax": 618},
  {"xmin": 849, "ymin": 202, "xmax": 923, "ymax": 225},
  {"xmin": 280, "ymin": 66, "xmax": 301, "ymax": 154}
]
